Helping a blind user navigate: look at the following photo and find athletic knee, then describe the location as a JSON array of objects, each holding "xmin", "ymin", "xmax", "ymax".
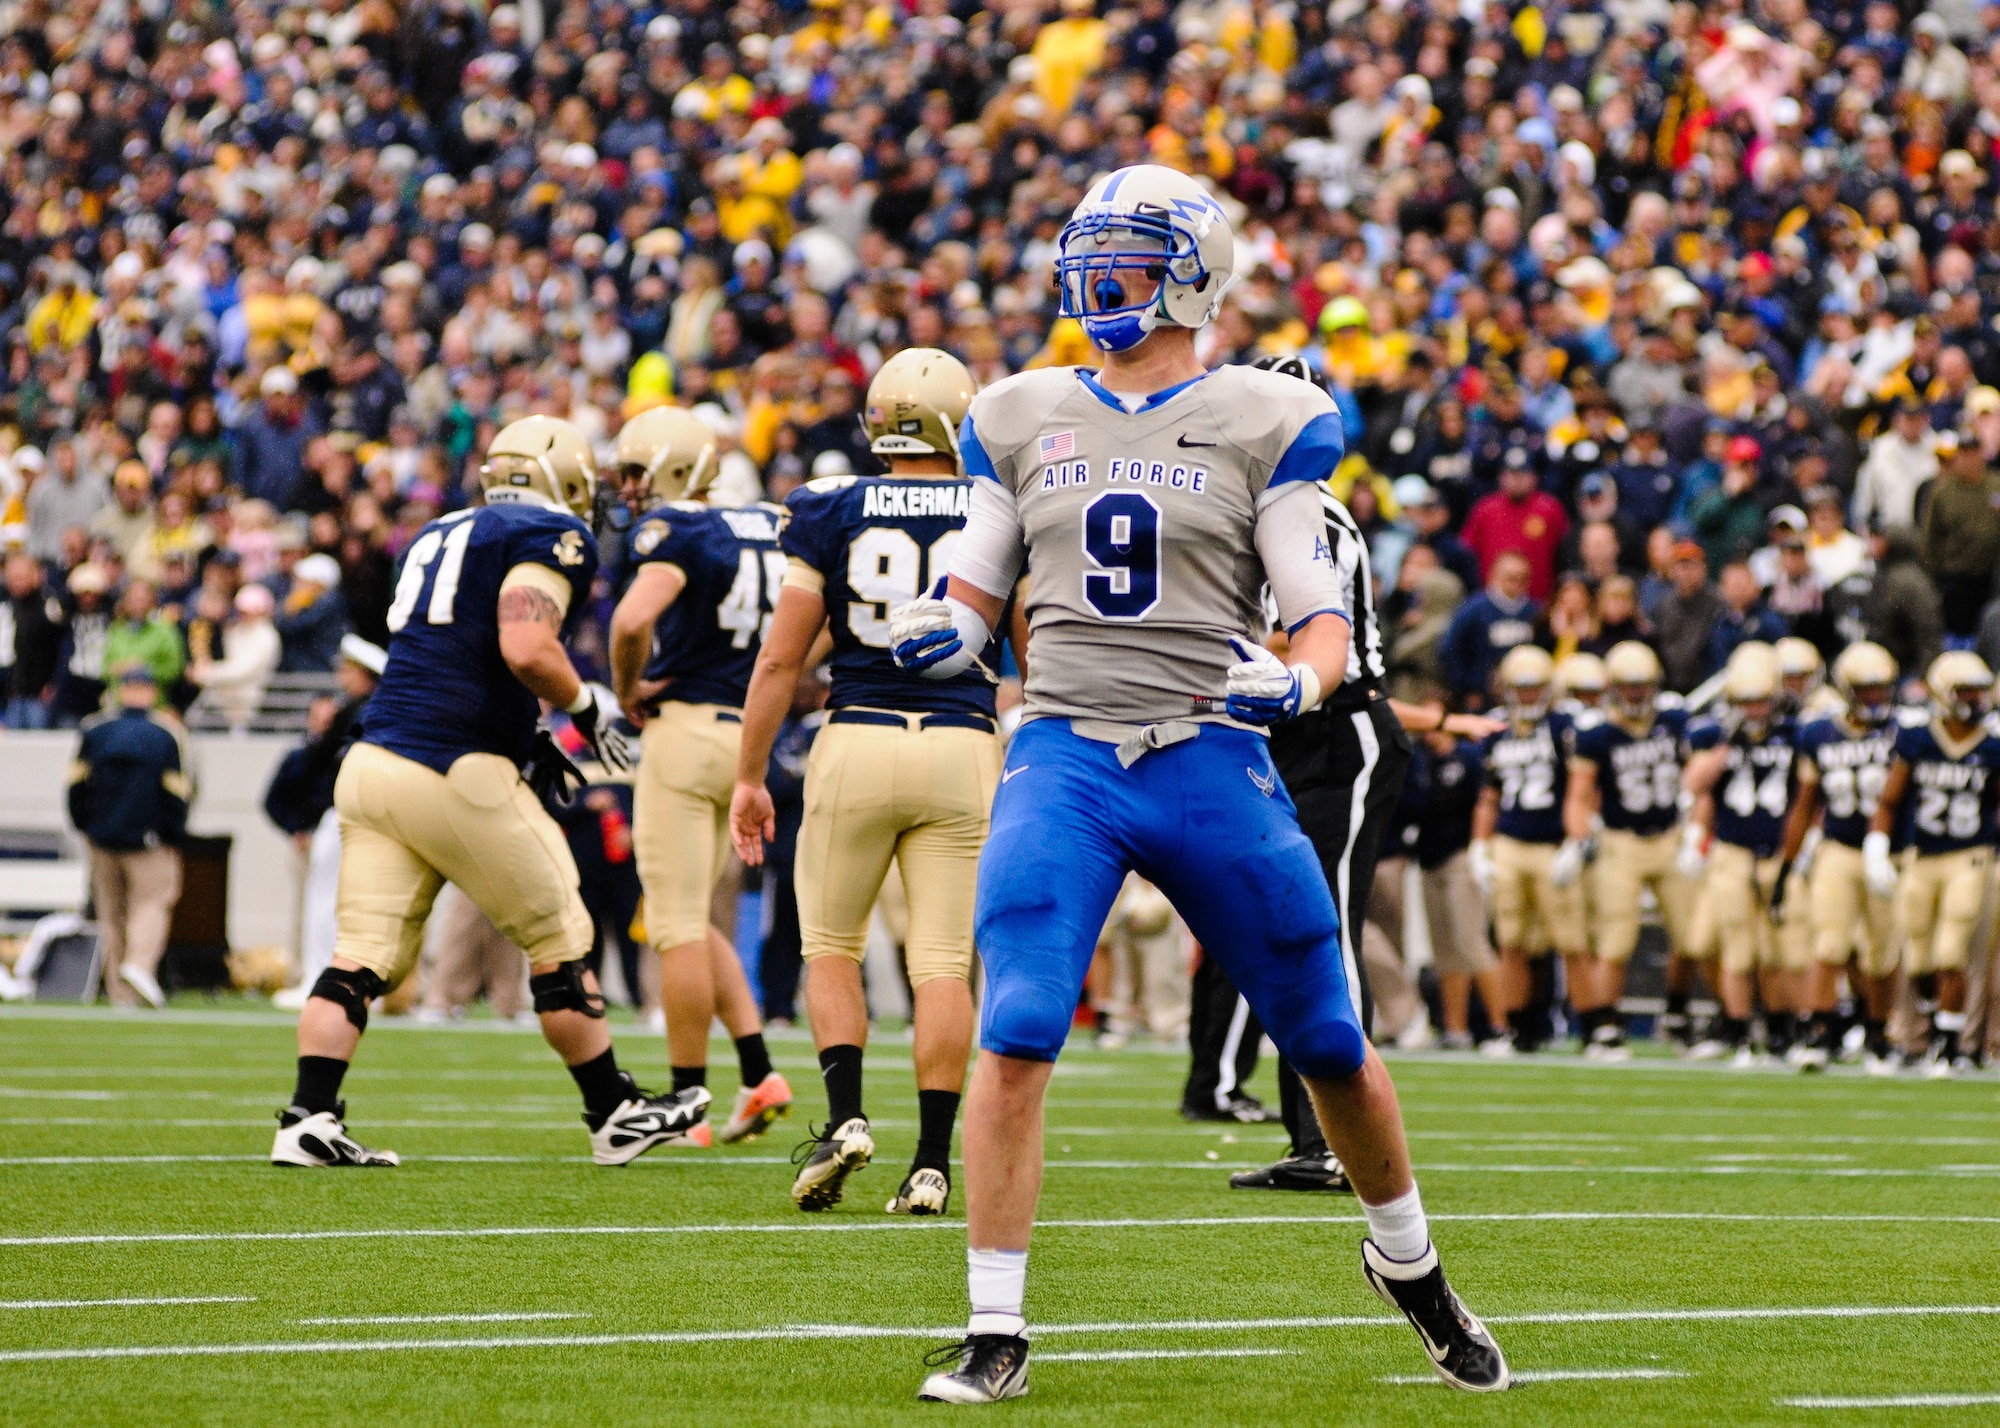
[
  {"xmin": 529, "ymin": 961, "xmax": 605, "ymax": 1018},
  {"xmin": 1277, "ymin": 1014, "xmax": 1368, "ymax": 1080},
  {"xmin": 310, "ymin": 965, "xmax": 388, "ymax": 1031},
  {"xmin": 978, "ymin": 978, "xmax": 1072, "ymax": 1062}
]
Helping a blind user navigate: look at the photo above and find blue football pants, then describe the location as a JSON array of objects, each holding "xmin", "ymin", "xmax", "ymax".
[{"xmin": 975, "ymin": 719, "xmax": 1368, "ymax": 1079}]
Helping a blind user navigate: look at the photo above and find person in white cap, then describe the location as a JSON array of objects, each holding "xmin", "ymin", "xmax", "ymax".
[
  {"xmin": 191, "ymin": 584, "xmax": 283, "ymax": 732},
  {"xmin": 276, "ymin": 551, "xmax": 349, "ymax": 672}
]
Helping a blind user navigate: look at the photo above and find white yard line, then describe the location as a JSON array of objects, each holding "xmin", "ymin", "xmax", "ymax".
[
  {"xmin": 1782, "ymin": 1393, "xmax": 2000, "ymax": 1408},
  {"xmin": 1036, "ymin": 1347, "xmax": 1295, "ymax": 1363},
  {"xmin": 12, "ymin": 1209, "xmax": 2000, "ymax": 1249},
  {"xmin": 1381, "ymin": 1367, "xmax": 1686, "ymax": 1384},
  {"xmin": 297, "ymin": 1312, "xmax": 588, "ymax": 1326},
  {"xmin": 0, "ymin": 1297, "xmax": 252, "ymax": 1310},
  {"xmin": 3, "ymin": 1305, "xmax": 1998, "ymax": 1365}
]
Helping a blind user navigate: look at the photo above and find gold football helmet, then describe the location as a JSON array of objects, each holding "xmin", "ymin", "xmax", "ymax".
[
  {"xmin": 863, "ymin": 347, "xmax": 976, "ymax": 463},
  {"xmin": 482, "ymin": 415, "xmax": 597, "ymax": 521},
  {"xmin": 1604, "ymin": 640, "xmax": 1662, "ymax": 724},
  {"xmin": 1775, "ymin": 635, "xmax": 1824, "ymax": 707},
  {"xmin": 617, "ymin": 405, "xmax": 718, "ymax": 505},
  {"xmin": 1927, "ymin": 650, "xmax": 1993, "ymax": 724},
  {"xmin": 1498, "ymin": 643, "xmax": 1555, "ymax": 724},
  {"xmin": 1554, "ymin": 651, "xmax": 1607, "ymax": 707},
  {"xmin": 1832, "ymin": 642, "xmax": 1898, "ymax": 726}
]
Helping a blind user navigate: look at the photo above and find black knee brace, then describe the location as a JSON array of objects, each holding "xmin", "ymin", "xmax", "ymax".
[
  {"xmin": 529, "ymin": 961, "xmax": 605, "ymax": 1018},
  {"xmin": 311, "ymin": 966, "xmax": 388, "ymax": 1031}
]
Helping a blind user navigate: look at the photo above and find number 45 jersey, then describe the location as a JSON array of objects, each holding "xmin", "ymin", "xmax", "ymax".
[
  {"xmin": 1891, "ymin": 717, "xmax": 2000, "ymax": 856},
  {"xmin": 629, "ymin": 501, "xmax": 785, "ymax": 708},
  {"xmin": 363, "ymin": 502, "xmax": 597, "ymax": 773},
  {"xmin": 959, "ymin": 365, "xmax": 1345, "ymax": 728},
  {"xmin": 782, "ymin": 472, "xmax": 999, "ymax": 717}
]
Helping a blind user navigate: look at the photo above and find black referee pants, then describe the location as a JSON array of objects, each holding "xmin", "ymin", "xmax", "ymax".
[
  {"xmin": 1181, "ymin": 950, "xmax": 1264, "ymax": 1115},
  {"xmin": 1267, "ymin": 695, "xmax": 1412, "ymax": 1157}
]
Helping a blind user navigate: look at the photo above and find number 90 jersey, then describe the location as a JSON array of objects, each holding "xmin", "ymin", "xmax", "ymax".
[
  {"xmin": 1890, "ymin": 718, "xmax": 2000, "ymax": 856},
  {"xmin": 1794, "ymin": 715, "xmax": 1896, "ymax": 849},
  {"xmin": 781, "ymin": 472, "xmax": 998, "ymax": 717},
  {"xmin": 362, "ymin": 502, "xmax": 597, "ymax": 774},
  {"xmin": 1687, "ymin": 716, "xmax": 1796, "ymax": 857},
  {"xmin": 1568, "ymin": 707, "xmax": 1688, "ymax": 837},
  {"xmin": 1479, "ymin": 712, "xmax": 1573, "ymax": 845},
  {"xmin": 630, "ymin": 501, "xmax": 785, "ymax": 709}
]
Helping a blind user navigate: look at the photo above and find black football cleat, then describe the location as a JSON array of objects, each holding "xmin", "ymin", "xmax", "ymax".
[
  {"xmin": 1228, "ymin": 1150, "xmax": 1352, "ymax": 1192},
  {"xmin": 918, "ymin": 1334, "xmax": 1030, "ymax": 1403},
  {"xmin": 1361, "ymin": 1239, "xmax": 1509, "ymax": 1391},
  {"xmin": 1179, "ymin": 1093, "xmax": 1272, "ymax": 1124}
]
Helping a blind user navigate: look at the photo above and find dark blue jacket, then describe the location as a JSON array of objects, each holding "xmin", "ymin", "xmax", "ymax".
[
  {"xmin": 1438, "ymin": 591, "xmax": 1544, "ymax": 703},
  {"xmin": 232, "ymin": 407, "xmax": 324, "ymax": 510},
  {"xmin": 68, "ymin": 707, "xmax": 189, "ymax": 851}
]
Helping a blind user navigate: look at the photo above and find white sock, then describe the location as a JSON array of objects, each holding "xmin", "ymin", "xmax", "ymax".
[
  {"xmin": 1936, "ymin": 1010, "xmax": 1967, "ymax": 1033},
  {"xmin": 967, "ymin": 1247, "xmax": 1028, "ymax": 1338},
  {"xmin": 1361, "ymin": 1185, "xmax": 1429, "ymax": 1263}
]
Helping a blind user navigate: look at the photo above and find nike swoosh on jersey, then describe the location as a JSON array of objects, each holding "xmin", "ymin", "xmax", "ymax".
[
  {"xmin": 1001, "ymin": 765, "xmax": 1029, "ymax": 783},
  {"xmin": 1176, "ymin": 434, "xmax": 1215, "ymax": 448}
]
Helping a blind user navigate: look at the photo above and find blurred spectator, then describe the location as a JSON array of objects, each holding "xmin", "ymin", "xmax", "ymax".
[
  {"xmin": 1439, "ymin": 552, "xmax": 1540, "ymax": 707},
  {"xmin": 1462, "ymin": 455, "xmax": 1569, "ymax": 601},
  {"xmin": 1690, "ymin": 436, "xmax": 1769, "ymax": 571},
  {"xmin": 1920, "ymin": 438, "xmax": 2000, "ymax": 639},
  {"xmin": 234, "ymin": 368, "xmax": 321, "ymax": 510},
  {"xmin": 1854, "ymin": 401, "xmax": 1940, "ymax": 533},
  {"xmin": 1708, "ymin": 562, "xmax": 1790, "ymax": 673},
  {"xmin": 1864, "ymin": 527, "xmax": 1946, "ymax": 679},
  {"xmin": 274, "ymin": 554, "xmax": 349, "ymax": 674},
  {"xmin": 102, "ymin": 579, "xmax": 185, "ymax": 699},
  {"xmin": 1803, "ymin": 487, "xmax": 1869, "ymax": 589},
  {"xmin": 24, "ymin": 445, "xmax": 100, "ymax": 565},
  {"xmin": 67, "ymin": 664, "xmax": 188, "ymax": 1009},
  {"xmin": 190, "ymin": 585, "xmax": 281, "ymax": 732},
  {"xmin": 1654, "ymin": 541, "xmax": 1726, "ymax": 694},
  {"xmin": 52, "ymin": 562, "xmax": 112, "ymax": 725},
  {"xmin": 0, "ymin": 553, "xmax": 59, "ymax": 728}
]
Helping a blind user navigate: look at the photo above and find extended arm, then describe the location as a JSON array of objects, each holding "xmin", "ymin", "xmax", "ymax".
[
  {"xmin": 1563, "ymin": 759, "xmax": 1600, "ymax": 843},
  {"xmin": 497, "ymin": 572, "xmax": 584, "ymax": 709},
  {"xmin": 608, "ymin": 562, "xmax": 685, "ymax": 724},
  {"xmin": 730, "ymin": 581, "xmax": 827, "ymax": 866}
]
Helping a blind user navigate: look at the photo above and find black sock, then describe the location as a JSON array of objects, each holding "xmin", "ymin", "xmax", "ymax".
[
  {"xmin": 1664, "ymin": 991, "xmax": 1689, "ymax": 1024},
  {"xmin": 569, "ymin": 1049, "xmax": 631, "ymax": 1120},
  {"xmin": 1767, "ymin": 1011, "xmax": 1796, "ymax": 1049},
  {"xmin": 914, "ymin": 1089, "xmax": 961, "ymax": 1173},
  {"xmin": 1810, "ymin": 1011, "xmax": 1839, "ymax": 1049},
  {"xmin": 292, "ymin": 1055, "xmax": 348, "ymax": 1115},
  {"xmin": 1864, "ymin": 1017, "xmax": 1888, "ymax": 1052},
  {"xmin": 735, "ymin": 1033, "xmax": 773, "ymax": 1086},
  {"xmin": 819, "ymin": 1044, "xmax": 865, "ymax": 1127},
  {"xmin": 1721, "ymin": 1015, "xmax": 1750, "ymax": 1047},
  {"xmin": 672, "ymin": 1065, "xmax": 707, "ymax": 1093}
]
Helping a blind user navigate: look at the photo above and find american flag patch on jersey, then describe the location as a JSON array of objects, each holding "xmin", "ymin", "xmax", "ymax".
[{"xmin": 1039, "ymin": 431, "xmax": 1076, "ymax": 461}]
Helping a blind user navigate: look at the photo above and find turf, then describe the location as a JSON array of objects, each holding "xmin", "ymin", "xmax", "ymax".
[{"xmin": 3, "ymin": 1004, "xmax": 1998, "ymax": 1426}]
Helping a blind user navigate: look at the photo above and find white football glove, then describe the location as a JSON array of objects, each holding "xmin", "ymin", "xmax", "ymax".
[
  {"xmin": 888, "ymin": 595, "xmax": 985, "ymax": 678},
  {"xmin": 1795, "ymin": 826, "xmax": 1822, "ymax": 881},
  {"xmin": 1676, "ymin": 823, "xmax": 1709, "ymax": 882},
  {"xmin": 1468, "ymin": 838, "xmax": 1495, "ymax": 898},
  {"xmin": 567, "ymin": 681, "xmax": 636, "ymax": 774},
  {"xmin": 1550, "ymin": 838, "xmax": 1586, "ymax": 890},
  {"xmin": 1863, "ymin": 831, "xmax": 1899, "ymax": 900},
  {"xmin": 1223, "ymin": 636, "xmax": 1320, "ymax": 725}
]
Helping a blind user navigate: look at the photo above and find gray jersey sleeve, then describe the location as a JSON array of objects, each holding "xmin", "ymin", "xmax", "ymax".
[{"xmin": 1255, "ymin": 480, "xmax": 1346, "ymax": 632}]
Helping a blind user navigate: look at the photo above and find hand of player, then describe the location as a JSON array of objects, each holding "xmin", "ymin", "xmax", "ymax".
[
  {"xmin": 1468, "ymin": 838, "xmax": 1495, "ymax": 898},
  {"xmin": 1451, "ymin": 712, "xmax": 1506, "ymax": 740},
  {"xmin": 1768, "ymin": 860, "xmax": 1792, "ymax": 915},
  {"xmin": 888, "ymin": 598, "xmax": 962, "ymax": 673},
  {"xmin": 1550, "ymin": 838, "xmax": 1586, "ymax": 890},
  {"xmin": 1863, "ymin": 831, "xmax": 1898, "ymax": 900},
  {"xmin": 1677, "ymin": 823, "xmax": 1709, "ymax": 882},
  {"xmin": 729, "ymin": 780, "xmax": 776, "ymax": 868},
  {"xmin": 618, "ymin": 678, "xmax": 668, "ymax": 728},
  {"xmin": 1224, "ymin": 637, "xmax": 1313, "ymax": 724},
  {"xmin": 1795, "ymin": 827, "xmax": 1822, "ymax": 881},
  {"xmin": 569, "ymin": 682, "xmax": 636, "ymax": 774}
]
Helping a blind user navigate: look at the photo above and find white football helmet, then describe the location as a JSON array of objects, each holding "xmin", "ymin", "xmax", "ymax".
[
  {"xmin": 1056, "ymin": 164, "xmax": 1235, "ymax": 353},
  {"xmin": 1927, "ymin": 650, "xmax": 1993, "ymax": 724}
]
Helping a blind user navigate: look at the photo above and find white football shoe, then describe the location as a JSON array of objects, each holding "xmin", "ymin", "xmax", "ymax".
[
  {"xmin": 590, "ymin": 1086, "xmax": 712, "ymax": 1165},
  {"xmin": 271, "ymin": 1105, "xmax": 400, "ymax": 1167},
  {"xmin": 119, "ymin": 963, "xmax": 166, "ymax": 1009},
  {"xmin": 887, "ymin": 1166, "xmax": 950, "ymax": 1215},
  {"xmin": 792, "ymin": 1117, "xmax": 874, "ymax": 1211}
]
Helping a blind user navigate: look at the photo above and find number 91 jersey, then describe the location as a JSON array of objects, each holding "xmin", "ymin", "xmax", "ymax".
[
  {"xmin": 1568, "ymin": 707, "xmax": 1687, "ymax": 837},
  {"xmin": 1891, "ymin": 718, "xmax": 2000, "ymax": 856},
  {"xmin": 630, "ymin": 501, "xmax": 785, "ymax": 708},
  {"xmin": 363, "ymin": 502, "xmax": 597, "ymax": 773},
  {"xmin": 1687, "ymin": 715, "xmax": 1796, "ymax": 857},
  {"xmin": 1479, "ymin": 712, "xmax": 1572, "ymax": 845},
  {"xmin": 781, "ymin": 472, "xmax": 998, "ymax": 717}
]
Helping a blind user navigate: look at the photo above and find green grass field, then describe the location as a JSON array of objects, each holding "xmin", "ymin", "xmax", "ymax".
[{"xmin": 3, "ymin": 1004, "xmax": 1999, "ymax": 1426}]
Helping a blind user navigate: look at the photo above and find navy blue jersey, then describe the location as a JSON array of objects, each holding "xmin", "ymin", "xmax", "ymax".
[
  {"xmin": 1481, "ymin": 713, "xmax": 1570, "ymax": 845},
  {"xmin": 1688, "ymin": 715, "xmax": 1796, "ymax": 857},
  {"xmin": 1796, "ymin": 715, "xmax": 1897, "ymax": 849},
  {"xmin": 1570, "ymin": 707, "xmax": 1688, "ymax": 837},
  {"xmin": 631, "ymin": 501, "xmax": 785, "ymax": 708},
  {"xmin": 363, "ymin": 502, "xmax": 597, "ymax": 774},
  {"xmin": 782, "ymin": 473, "xmax": 998, "ymax": 717},
  {"xmin": 1397, "ymin": 737, "xmax": 1484, "ymax": 870},
  {"xmin": 1892, "ymin": 719, "xmax": 2000, "ymax": 856}
]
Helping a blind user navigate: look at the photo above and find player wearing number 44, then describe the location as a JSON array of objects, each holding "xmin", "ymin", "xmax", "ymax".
[
  {"xmin": 272, "ymin": 416, "xmax": 703, "ymax": 1173},
  {"xmin": 607, "ymin": 405, "xmax": 792, "ymax": 1149},
  {"xmin": 1864, "ymin": 652, "xmax": 2000, "ymax": 1077},
  {"xmin": 879, "ymin": 164, "xmax": 1506, "ymax": 1405},
  {"xmin": 730, "ymin": 347, "xmax": 1028, "ymax": 1220}
]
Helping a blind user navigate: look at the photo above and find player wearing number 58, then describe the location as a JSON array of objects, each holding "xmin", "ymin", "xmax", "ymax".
[
  {"xmin": 271, "ymin": 416, "xmax": 703, "ymax": 1175},
  {"xmin": 730, "ymin": 348, "xmax": 1026, "ymax": 1219}
]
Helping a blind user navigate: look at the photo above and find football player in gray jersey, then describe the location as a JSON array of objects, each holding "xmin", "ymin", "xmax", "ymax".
[{"xmin": 886, "ymin": 164, "xmax": 1506, "ymax": 1405}]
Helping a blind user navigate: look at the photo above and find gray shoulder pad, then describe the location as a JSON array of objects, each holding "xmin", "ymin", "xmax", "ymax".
[
  {"xmin": 966, "ymin": 369, "xmax": 1082, "ymax": 482},
  {"xmin": 1200, "ymin": 367, "xmax": 1341, "ymax": 484}
]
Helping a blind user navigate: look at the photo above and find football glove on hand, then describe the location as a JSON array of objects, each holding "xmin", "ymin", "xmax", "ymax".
[
  {"xmin": 889, "ymin": 596, "xmax": 986, "ymax": 679},
  {"xmin": 567, "ymin": 682, "xmax": 636, "ymax": 774},
  {"xmin": 1223, "ymin": 637, "xmax": 1320, "ymax": 725},
  {"xmin": 1768, "ymin": 860, "xmax": 1793, "ymax": 915},
  {"xmin": 524, "ymin": 729, "xmax": 588, "ymax": 808},
  {"xmin": 1795, "ymin": 827, "xmax": 1822, "ymax": 880},
  {"xmin": 1468, "ymin": 839, "xmax": 1495, "ymax": 898},
  {"xmin": 1863, "ymin": 831, "xmax": 1899, "ymax": 900},
  {"xmin": 1550, "ymin": 838, "xmax": 1586, "ymax": 890},
  {"xmin": 1676, "ymin": 823, "xmax": 1710, "ymax": 882}
]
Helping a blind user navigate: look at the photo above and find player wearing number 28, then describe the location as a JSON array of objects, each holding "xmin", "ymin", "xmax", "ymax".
[
  {"xmin": 272, "ymin": 416, "xmax": 703, "ymax": 1173},
  {"xmin": 1867, "ymin": 651, "xmax": 2000, "ymax": 1075},
  {"xmin": 883, "ymin": 165, "xmax": 1506, "ymax": 1405},
  {"xmin": 731, "ymin": 347, "xmax": 1009, "ymax": 1220},
  {"xmin": 608, "ymin": 405, "xmax": 791, "ymax": 1149}
]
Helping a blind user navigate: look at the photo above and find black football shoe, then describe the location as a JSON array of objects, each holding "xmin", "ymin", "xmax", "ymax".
[
  {"xmin": 1361, "ymin": 1239, "xmax": 1509, "ymax": 1391},
  {"xmin": 1228, "ymin": 1150, "xmax": 1352, "ymax": 1192},
  {"xmin": 1180, "ymin": 1093, "xmax": 1272, "ymax": 1124},
  {"xmin": 918, "ymin": 1334, "xmax": 1030, "ymax": 1403}
]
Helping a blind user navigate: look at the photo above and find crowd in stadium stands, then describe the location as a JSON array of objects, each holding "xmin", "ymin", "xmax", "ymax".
[{"xmin": 2, "ymin": 1, "xmax": 2000, "ymax": 740}]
